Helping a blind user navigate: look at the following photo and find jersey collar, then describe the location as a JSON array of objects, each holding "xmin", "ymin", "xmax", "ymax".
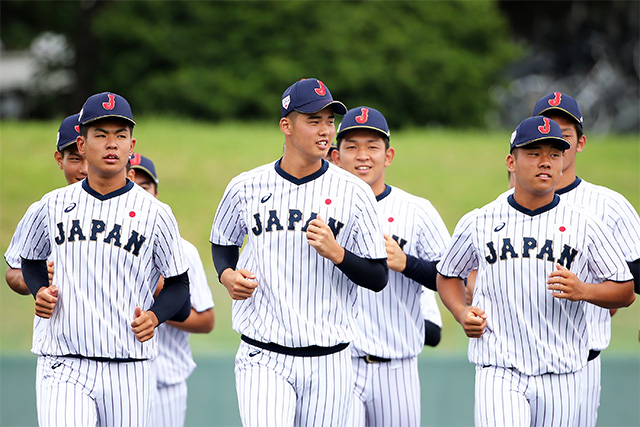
[
  {"xmin": 555, "ymin": 176, "xmax": 582, "ymax": 195},
  {"xmin": 274, "ymin": 158, "xmax": 329, "ymax": 185},
  {"xmin": 82, "ymin": 178, "xmax": 134, "ymax": 201},
  {"xmin": 376, "ymin": 184, "xmax": 392, "ymax": 202},
  {"xmin": 507, "ymin": 193, "xmax": 560, "ymax": 216}
]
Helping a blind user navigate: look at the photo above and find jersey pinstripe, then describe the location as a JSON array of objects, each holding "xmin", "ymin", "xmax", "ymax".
[
  {"xmin": 351, "ymin": 185, "xmax": 449, "ymax": 359},
  {"xmin": 155, "ymin": 238, "xmax": 214, "ymax": 386},
  {"xmin": 5, "ymin": 201, "xmax": 48, "ymax": 355},
  {"xmin": 19, "ymin": 180, "xmax": 187, "ymax": 360},
  {"xmin": 437, "ymin": 195, "xmax": 632, "ymax": 376},
  {"xmin": 557, "ymin": 178, "xmax": 640, "ymax": 351},
  {"xmin": 210, "ymin": 160, "xmax": 387, "ymax": 348}
]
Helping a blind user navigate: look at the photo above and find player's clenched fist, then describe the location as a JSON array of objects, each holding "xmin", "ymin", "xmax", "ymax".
[
  {"xmin": 547, "ymin": 263, "xmax": 586, "ymax": 301},
  {"xmin": 131, "ymin": 307, "xmax": 158, "ymax": 342},
  {"xmin": 220, "ymin": 268, "xmax": 259, "ymax": 300},
  {"xmin": 458, "ymin": 306, "xmax": 487, "ymax": 338},
  {"xmin": 306, "ymin": 217, "xmax": 345, "ymax": 264},
  {"xmin": 35, "ymin": 285, "xmax": 58, "ymax": 318},
  {"xmin": 383, "ymin": 234, "xmax": 407, "ymax": 272}
]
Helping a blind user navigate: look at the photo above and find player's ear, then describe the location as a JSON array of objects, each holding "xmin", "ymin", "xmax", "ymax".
[
  {"xmin": 280, "ymin": 117, "xmax": 293, "ymax": 136},
  {"xmin": 54, "ymin": 150, "xmax": 64, "ymax": 170},
  {"xmin": 127, "ymin": 169, "xmax": 136, "ymax": 180},
  {"xmin": 576, "ymin": 134, "xmax": 586, "ymax": 153},
  {"xmin": 331, "ymin": 148, "xmax": 341, "ymax": 165},
  {"xmin": 76, "ymin": 136, "xmax": 86, "ymax": 155},
  {"xmin": 384, "ymin": 147, "xmax": 395, "ymax": 167},
  {"xmin": 129, "ymin": 138, "xmax": 136, "ymax": 157},
  {"xmin": 506, "ymin": 153, "xmax": 516, "ymax": 173}
]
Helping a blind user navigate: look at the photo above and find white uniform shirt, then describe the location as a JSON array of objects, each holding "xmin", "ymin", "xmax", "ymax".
[
  {"xmin": 20, "ymin": 180, "xmax": 187, "ymax": 360},
  {"xmin": 437, "ymin": 195, "xmax": 631, "ymax": 376},
  {"xmin": 210, "ymin": 160, "xmax": 387, "ymax": 348},
  {"xmin": 154, "ymin": 238, "xmax": 214, "ymax": 386},
  {"xmin": 351, "ymin": 185, "xmax": 449, "ymax": 359}
]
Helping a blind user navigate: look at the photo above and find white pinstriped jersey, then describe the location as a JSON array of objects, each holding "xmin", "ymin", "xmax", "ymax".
[
  {"xmin": 155, "ymin": 238, "xmax": 214, "ymax": 386},
  {"xmin": 437, "ymin": 195, "xmax": 632, "ymax": 375},
  {"xmin": 4, "ymin": 201, "xmax": 47, "ymax": 355},
  {"xmin": 557, "ymin": 178, "xmax": 640, "ymax": 350},
  {"xmin": 20, "ymin": 180, "xmax": 187, "ymax": 360},
  {"xmin": 210, "ymin": 160, "xmax": 387, "ymax": 348},
  {"xmin": 351, "ymin": 185, "xmax": 449, "ymax": 359}
]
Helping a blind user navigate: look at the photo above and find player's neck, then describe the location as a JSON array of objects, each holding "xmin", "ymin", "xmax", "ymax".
[
  {"xmin": 512, "ymin": 187, "xmax": 556, "ymax": 211},
  {"xmin": 280, "ymin": 154, "xmax": 323, "ymax": 179},
  {"xmin": 86, "ymin": 172, "xmax": 129, "ymax": 195},
  {"xmin": 556, "ymin": 167, "xmax": 577, "ymax": 192}
]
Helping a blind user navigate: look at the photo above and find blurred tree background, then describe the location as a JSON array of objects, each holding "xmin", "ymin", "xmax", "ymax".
[{"xmin": 1, "ymin": 0, "xmax": 638, "ymax": 132}]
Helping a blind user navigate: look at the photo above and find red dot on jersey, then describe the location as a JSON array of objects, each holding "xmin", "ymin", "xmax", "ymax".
[
  {"xmin": 325, "ymin": 198, "xmax": 332, "ymax": 205},
  {"xmin": 388, "ymin": 217, "xmax": 394, "ymax": 222},
  {"xmin": 559, "ymin": 226, "xmax": 566, "ymax": 232},
  {"xmin": 129, "ymin": 211, "xmax": 136, "ymax": 218}
]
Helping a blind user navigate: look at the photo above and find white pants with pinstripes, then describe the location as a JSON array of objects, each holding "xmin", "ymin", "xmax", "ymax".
[
  {"xmin": 235, "ymin": 340, "xmax": 353, "ymax": 427},
  {"xmin": 577, "ymin": 356, "xmax": 601, "ymax": 427},
  {"xmin": 37, "ymin": 355, "xmax": 153, "ymax": 427},
  {"xmin": 348, "ymin": 356, "xmax": 421, "ymax": 427},
  {"xmin": 475, "ymin": 365, "xmax": 585, "ymax": 427},
  {"xmin": 152, "ymin": 381, "xmax": 188, "ymax": 427}
]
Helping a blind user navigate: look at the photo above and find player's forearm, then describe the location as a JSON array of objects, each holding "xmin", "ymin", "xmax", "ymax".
[
  {"xmin": 20, "ymin": 258, "xmax": 49, "ymax": 297},
  {"xmin": 166, "ymin": 308, "xmax": 214, "ymax": 333},
  {"xmin": 436, "ymin": 274, "xmax": 467, "ymax": 323},
  {"xmin": 5, "ymin": 268, "xmax": 30, "ymax": 295},
  {"xmin": 336, "ymin": 249, "xmax": 388, "ymax": 292},
  {"xmin": 582, "ymin": 280, "xmax": 635, "ymax": 309},
  {"xmin": 402, "ymin": 256, "xmax": 438, "ymax": 291},
  {"xmin": 149, "ymin": 271, "xmax": 190, "ymax": 325}
]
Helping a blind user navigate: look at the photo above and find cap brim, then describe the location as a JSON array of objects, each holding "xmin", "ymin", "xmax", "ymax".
[
  {"xmin": 337, "ymin": 125, "xmax": 390, "ymax": 141},
  {"xmin": 536, "ymin": 107, "xmax": 582, "ymax": 126},
  {"xmin": 57, "ymin": 140, "xmax": 78, "ymax": 151},
  {"xmin": 130, "ymin": 166, "xmax": 159, "ymax": 184},
  {"xmin": 296, "ymin": 100, "xmax": 347, "ymax": 116},
  {"xmin": 80, "ymin": 114, "xmax": 136, "ymax": 127},
  {"xmin": 513, "ymin": 136, "xmax": 571, "ymax": 151}
]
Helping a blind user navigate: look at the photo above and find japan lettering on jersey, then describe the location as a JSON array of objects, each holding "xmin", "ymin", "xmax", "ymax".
[
  {"xmin": 352, "ymin": 185, "xmax": 449, "ymax": 359},
  {"xmin": 437, "ymin": 195, "xmax": 631, "ymax": 376},
  {"xmin": 20, "ymin": 180, "xmax": 187, "ymax": 360},
  {"xmin": 211, "ymin": 160, "xmax": 386, "ymax": 348}
]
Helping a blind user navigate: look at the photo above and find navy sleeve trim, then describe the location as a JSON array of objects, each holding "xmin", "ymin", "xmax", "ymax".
[
  {"xmin": 21, "ymin": 258, "xmax": 49, "ymax": 298},
  {"xmin": 403, "ymin": 255, "xmax": 438, "ymax": 291},
  {"xmin": 149, "ymin": 271, "xmax": 190, "ymax": 325},
  {"xmin": 211, "ymin": 243, "xmax": 240, "ymax": 281}
]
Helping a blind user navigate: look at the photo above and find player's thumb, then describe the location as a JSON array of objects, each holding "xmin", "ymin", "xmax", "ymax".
[
  {"xmin": 49, "ymin": 285, "xmax": 58, "ymax": 297},
  {"xmin": 469, "ymin": 306, "xmax": 487, "ymax": 319},
  {"xmin": 134, "ymin": 306, "xmax": 142, "ymax": 318}
]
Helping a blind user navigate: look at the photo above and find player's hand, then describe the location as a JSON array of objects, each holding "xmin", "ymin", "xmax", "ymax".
[
  {"xmin": 220, "ymin": 268, "xmax": 259, "ymax": 300},
  {"xmin": 131, "ymin": 307, "xmax": 158, "ymax": 342},
  {"xmin": 306, "ymin": 216, "xmax": 344, "ymax": 264},
  {"xmin": 47, "ymin": 260, "xmax": 55, "ymax": 285},
  {"xmin": 547, "ymin": 264, "xmax": 586, "ymax": 301},
  {"xmin": 383, "ymin": 234, "xmax": 407, "ymax": 272},
  {"xmin": 458, "ymin": 306, "xmax": 487, "ymax": 338},
  {"xmin": 35, "ymin": 285, "xmax": 58, "ymax": 318}
]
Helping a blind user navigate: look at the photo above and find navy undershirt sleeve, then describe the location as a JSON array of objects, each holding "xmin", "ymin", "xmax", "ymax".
[
  {"xmin": 424, "ymin": 320, "xmax": 442, "ymax": 347},
  {"xmin": 21, "ymin": 258, "xmax": 49, "ymax": 298},
  {"xmin": 403, "ymin": 255, "xmax": 439, "ymax": 292},
  {"xmin": 628, "ymin": 259, "xmax": 640, "ymax": 294},
  {"xmin": 211, "ymin": 243, "xmax": 240, "ymax": 281},
  {"xmin": 150, "ymin": 271, "xmax": 190, "ymax": 325},
  {"xmin": 336, "ymin": 249, "xmax": 388, "ymax": 292}
]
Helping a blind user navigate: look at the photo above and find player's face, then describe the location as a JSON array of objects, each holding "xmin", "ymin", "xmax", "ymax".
[
  {"xmin": 54, "ymin": 144, "xmax": 88, "ymax": 185},
  {"xmin": 507, "ymin": 142, "xmax": 564, "ymax": 198},
  {"xmin": 334, "ymin": 129, "xmax": 394, "ymax": 195},
  {"xmin": 283, "ymin": 108, "xmax": 336, "ymax": 162},
  {"xmin": 78, "ymin": 119, "xmax": 135, "ymax": 180},
  {"xmin": 130, "ymin": 170, "xmax": 158, "ymax": 197},
  {"xmin": 545, "ymin": 113, "xmax": 585, "ymax": 174}
]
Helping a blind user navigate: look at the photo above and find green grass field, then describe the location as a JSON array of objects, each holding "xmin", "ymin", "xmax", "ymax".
[{"xmin": 1, "ymin": 118, "xmax": 639, "ymax": 358}]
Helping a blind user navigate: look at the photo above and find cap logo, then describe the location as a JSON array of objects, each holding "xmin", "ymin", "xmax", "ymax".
[
  {"xmin": 102, "ymin": 94, "xmax": 116, "ymax": 110},
  {"xmin": 314, "ymin": 80, "xmax": 327, "ymax": 96},
  {"xmin": 355, "ymin": 108, "xmax": 369, "ymax": 124},
  {"xmin": 538, "ymin": 117, "xmax": 552, "ymax": 134},
  {"xmin": 130, "ymin": 153, "xmax": 142, "ymax": 166},
  {"xmin": 548, "ymin": 92, "xmax": 562, "ymax": 107},
  {"xmin": 74, "ymin": 125, "xmax": 80, "ymax": 133},
  {"xmin": 282, "ymin": 95, "xmax": 291, "ymax": 110}
]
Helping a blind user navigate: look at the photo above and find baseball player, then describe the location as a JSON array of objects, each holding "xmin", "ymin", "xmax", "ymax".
[
  {"xmin": 210, "ymin": 78, "xmax": 388, "ymax": 426},
  {"xmin": 436, "ymin": 116, "xmax": 634, "ymax": 427},
  {"xmin": 332, "ymin": 106, "xmax": 449, "ymax": 426},
  {"xmin": 532, "ymin": 92, "xmax": 640, "ymax": 426},
  {"xmin": 4, "ymin": 113, "xmax": 85, "ymax": 412},
  {"xmin": 19, "ymin": 92, "xmax": 190, "ymax": 427},
  {"xmin": 128, "ymin": 152, "xmax": 215, "ymax": 427}
]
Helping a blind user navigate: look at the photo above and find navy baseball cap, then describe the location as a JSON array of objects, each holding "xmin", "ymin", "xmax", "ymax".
[
  {"xmin": 129, "ymin": 153, "xmax": 159, "ymax": 185},
  {"xmin": 281, "ymin": 78, "xmax": 347, "ymax": 118},
  {"xmin": 57, "ymin": 113, "xmax": 81, "ymax": 151},
  {"xmin": 533, "ymin": 92, "xmax": 583, "ymax": 127},
  {"xmin": 336, "ymin": 106, "xmax": 390, "ymax": 143},
  {"xmin": 510, "ymin": 116, "xmax": 571, "ymax": 152},
  {"xmin": 79, "ymin": 92, "xmax": 136, "ymax": 127}
]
